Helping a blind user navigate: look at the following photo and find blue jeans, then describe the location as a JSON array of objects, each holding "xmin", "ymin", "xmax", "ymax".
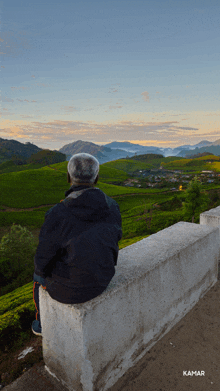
[{"xmin": 33, "ymin": 273, "xmax": 47, "ymax": 327}]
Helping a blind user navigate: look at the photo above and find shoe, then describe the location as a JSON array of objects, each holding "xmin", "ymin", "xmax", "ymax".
[{"xmin": 32, "ymin": 320, "xmax": 42, "ymax": 336}]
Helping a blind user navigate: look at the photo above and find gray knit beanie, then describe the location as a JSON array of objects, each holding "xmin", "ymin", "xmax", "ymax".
[{"xmin": 67, "ymin": 153, "xmax": 99, "ymax": 185}]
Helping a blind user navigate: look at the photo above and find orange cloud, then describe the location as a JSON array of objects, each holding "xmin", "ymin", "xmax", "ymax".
[
  {"xmin": 0, "ymin": 119, "xmax": 200, "ymax": 149},
  {"xmin": 60, "ymin": 106, "xmax": 79, "ymax": 112},
  {"xmin": 141, "ymin": 91, "xmax": 150, "ymax": 102}
]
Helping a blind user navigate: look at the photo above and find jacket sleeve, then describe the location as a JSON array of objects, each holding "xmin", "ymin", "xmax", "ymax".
[{"xmin": 34, "ymin": 207, "xmax": 63, "ymax": 278}]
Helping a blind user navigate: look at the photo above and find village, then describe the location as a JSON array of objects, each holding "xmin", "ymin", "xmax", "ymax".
[{"xmin": 123, "ymin": 168, "xmax": 220, "ymax": 189}]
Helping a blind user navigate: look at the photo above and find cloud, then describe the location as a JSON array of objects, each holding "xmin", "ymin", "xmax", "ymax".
[
  {"xmin": 0, "ymin": 96, "xmax": 14, "ymax": 102},
  {"xmin": 11, "ymin": 83, "xmax": 51, "ymax": 92},
  {"xmin": 176, "ymin": 126, "xmax": 197, "ymax": 130},
  {"xmin": 0, "ymin": 119, "xmax": 199, "ymax": 148},
  {"xmin": 190, "ymin": 130, "xmax": 220, "ymax": 138},
  {"xmin": 204, "ymin": 113, "xmax": 220, "ymax": 117},
  {"xmin": 60, "ymin": 106, "xmax": 79, "ymax": 112},
  {"xmin": 16, "ymin": 98, "xmax": 37, "ymax": 103},
  {"xmin": 109, "ymin": 105, "xmax": 123, "ymax": 110},
  {"xmin": 141, "ymin": 91, "xmax": 150, "ymax": 102},
  {"xmin": 11, "ymin": 86, "xmax": 29, "ymax": 91},
  {"xmin": 108, "ymin": 87, "xmax": 118, "ymax": 93},
  {"xmin": 0, "ymin": 111, "xmax": 14, "ymax": 116},
  {"xmin": 35, "ymin": 83, "xmax": 51, "ymax": 88},
  {"xmin": 0, "ymin": 31, "xmax": 31, "ymax": 58}
]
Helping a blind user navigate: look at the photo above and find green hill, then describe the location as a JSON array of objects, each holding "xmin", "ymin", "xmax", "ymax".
[
  {"xmin": 128, "ymin": 153, "xmax": 184, "ymax": 168},
  {"xmin": 161, "ymin": 155, "xmax": 220, "ymax": 171},
  {"xmin": 0, "ymin": 138, "xmax": 43, "ymax": 164},
  {"xmin": 0, "ymin": 149, "xmax": 66, "ymax": 175}
]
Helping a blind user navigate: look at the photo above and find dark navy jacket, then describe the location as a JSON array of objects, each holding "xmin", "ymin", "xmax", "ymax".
[{"xmin": 34, "ymin": 184, "xmax": 122, "ymax": 304}]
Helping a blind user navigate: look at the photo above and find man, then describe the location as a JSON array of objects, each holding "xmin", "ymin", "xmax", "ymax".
[{"xmin": 32, "ymin": 153, "xmax": 122, "ymax": 336}]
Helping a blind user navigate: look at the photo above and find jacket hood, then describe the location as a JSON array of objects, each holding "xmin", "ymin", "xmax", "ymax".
[{"xmin": 63, "ymin": 185, "xmax": 112, "ymax": 222}]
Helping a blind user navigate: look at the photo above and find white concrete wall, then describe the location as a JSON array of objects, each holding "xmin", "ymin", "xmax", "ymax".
[
  {"xmin": 39, "ymin": 221, "xmax": 219, "ymax": 391},
  {"xmin": 200, "ymin": 206, "xmax": 220, "ymax": 256}
]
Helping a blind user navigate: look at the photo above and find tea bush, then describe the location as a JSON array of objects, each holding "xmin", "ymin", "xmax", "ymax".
[{"xmin": 0, "ymin": 224, "xmax": 36, "ymax": 292}]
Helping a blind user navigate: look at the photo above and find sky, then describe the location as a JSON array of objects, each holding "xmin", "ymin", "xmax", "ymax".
[{"xmin": 0, "ymin": 0, "xmax": 220, "ymax": 151}]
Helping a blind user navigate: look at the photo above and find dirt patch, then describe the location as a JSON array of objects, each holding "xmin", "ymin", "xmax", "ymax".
[{"xmin": 0, "ymin": 335, "xmax": 44, "ymax": 388}]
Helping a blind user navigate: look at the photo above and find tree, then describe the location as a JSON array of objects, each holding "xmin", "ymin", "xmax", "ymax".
[{"xmin": 183, "ymin": 176, "xmax": 209, "ymax": 223}]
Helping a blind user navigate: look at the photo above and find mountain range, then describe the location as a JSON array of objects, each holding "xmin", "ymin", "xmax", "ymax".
[
  {"xmin": 102, "ymin": 140, "xmax": 216, "ymax": 158},
  {"xmin": 1, "ymin": 137, "xmax": 220, "ymax": 166},
  {"xmin": 59, "ymin": 139, "xmax": 220, "ymax": 162}
]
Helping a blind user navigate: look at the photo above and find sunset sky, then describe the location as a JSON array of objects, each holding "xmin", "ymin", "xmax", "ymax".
[{"xmin": 0, "ymin": 0, "xmax": 219, "ymax": 151}]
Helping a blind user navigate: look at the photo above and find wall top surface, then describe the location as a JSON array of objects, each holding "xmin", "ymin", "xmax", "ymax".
[{"xmin": 201, "ymin": 206, "xmax": 220, "ymax": 217}]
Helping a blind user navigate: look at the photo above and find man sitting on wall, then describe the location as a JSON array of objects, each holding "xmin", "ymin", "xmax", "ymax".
[{"xmin": 32, "ymin": 153, "xmax": 122, "ymax": 336}]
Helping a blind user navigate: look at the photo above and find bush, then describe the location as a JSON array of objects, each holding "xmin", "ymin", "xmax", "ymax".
[{"xmin": 0, "ymin": 224, "xmax": 36, "ymax": 288}]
